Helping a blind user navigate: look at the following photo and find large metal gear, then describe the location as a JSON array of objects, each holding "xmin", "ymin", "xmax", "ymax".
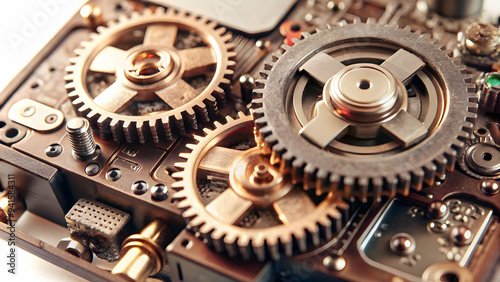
[
  {"xmin": 65, "ymin": 8, "xmax": 235, "ymax": 143},
  {"xmin": 252, "ymin": 21, "xmax": 478, "ymax": 200},
  {"xmin": 172, "ymin": 113, "xmax": 348, "ymax": 261}
]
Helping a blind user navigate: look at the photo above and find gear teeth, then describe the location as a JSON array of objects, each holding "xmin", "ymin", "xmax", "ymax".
[
  {"xmin": 97, "ymin": 116, "xmax": 112, "ymax": 141},
  {"xmin": 272, "ymin": 51, "xmax": 282, "ymax": 62},
  {"xmin": 259, "ymin": 70, "xmax": 271, "ymax": 79},
  {"xmin": 400, "ymin": 174, "xmax": 412, "ymax": 196},
  {"xmin": 303, "ymin": 164, "xmax": 316, "ymax": 190},
  {"xmin": 423, "ymin": 163, "xmax": 437, "ymax": 186},
  {"xmin": 149, "ymin": 119, "xmax": 161, "ymax": 143},
  {"xmin": 315, "ymin": 169, "xmax": 330, "ymax": 195},
  {"xmin": 357, "ymin": 177, "xmax": 369, "ymax": 202},
  {"xmin": 444, "ymin": 149, "xmax": 457, "ymax": 171},
  {"xmin": 173, "ymin": 113, "xmax": 347, "ymax": 260},
  {"xmin": 65, "ymin": 81, "xmax": 75, "ymax": 91},
  {"xmin": 366, "ymin": 17, "xmax": 377, "ymax": 25},
  {"xmin": 433, "ymin": 155, "xmax": 448, "ymax": 176},
  {"xmin": 372, "ymin": 177, "xmax": 383, "ymax": 199},
  {"xmin": 419, "ymin": 33, "xmax": 432, "ymax": 40},
  {"xmin": 337, "ymin": 20, "xmax": 348, "ymax": 27},
  {"xmin": 384, "ymin": 176, "xmax": 398, "ymax": 198},
  {"xmin": 110, "ymin": 119, "xmax": 124, "ymax": 143},
  {"xmin": 171, "ymin": 170, "xmax": 184, "ymax": 179},
  {"xmin": 123, "ymin": 121, "xmax": 136, "ymax": 143},
  {"xmin": 155, "ymin": 6, "xmax": 166, "ymax": 14},
  {"xmin": 184, "ymin": 143, "xmax": 196, "ymax": 151},
  {"xmin": 65, "ymin": 8, "xmax": 234, "ymax": 143},
  {"xmin": 343, "ymin": 177, "xmax": 354, "ymax": 198},
  {"xmin": 411, "ymin": 169, "xmax": 425, "ymax": 191},
  {"xmin": 280, "ymin": 44, "xmax": 292, "ymax": 52},
  {"xmin": 251, "ymin": 21, "xmax": 478, "ymax": 201},
  {"xmin": 136, "ymin": 121, "xmax": 150, "ymax": 144},
  {"xmin": 291, "ymin": 37, "xmax": 302, "ymax": 44}
]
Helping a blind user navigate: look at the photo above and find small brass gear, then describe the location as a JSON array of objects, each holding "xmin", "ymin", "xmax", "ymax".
[
  {"xmin": 65, "ymin": 7, "xmax": 236, "ymax": 143},
  {"xmin": 172, "ymin": 113, "xmax": 348, "ymax": 261}
]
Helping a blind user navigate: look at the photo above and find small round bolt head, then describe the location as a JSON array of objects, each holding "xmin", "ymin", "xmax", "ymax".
[
  {"xmin": 427, "ymin": 201, "xmax": 448, "ymax": 219},
  {"xmin": 323, "ymin": 255, "xmax": 346, "ymax": 271},
  {"xmin": 106, "ymin": 168, "xmax": 122, "ymax": 181},
  {"xmin": 480, "ymin": 180, "xmax": 499, "ymax": 196},
  {"xmin": 451, "ymin": 226, "xmax": 473, "ymax": 245},
  {"xmin": 132, "ymin": 181, "xmax": 148, "ymax": 195},
  {"xmin": 85, "ymin": 163, "xmax": 100, "ymax": 176},
  {"xmin": 45, "ymin": 144, "xmax": 62, "ymax": 157},
  {"xmin": 57, "ymin": 237, "xmax": 93, "ymax": 262},
  {"xmin": 390, "ymin": 233, "xmax": 416, "ymax": 255},
  {"xmin": 151, "ymin": 184, "xmax": 168, "ymax": 201}
]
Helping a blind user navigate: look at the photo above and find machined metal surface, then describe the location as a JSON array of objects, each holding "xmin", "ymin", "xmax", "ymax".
[
  {"xmin": 359, "ymin": 198, "xmax": 493, "ymax": 278},
  {"xmin": 146, "ymin": 0, "xmax": 298, "ymax": 35},
  {"xmin": 8, "ymin": 98, "xmax": 65, "ymax": 132}
]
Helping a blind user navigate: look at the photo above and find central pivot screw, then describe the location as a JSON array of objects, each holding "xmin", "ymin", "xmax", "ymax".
[
  {"xmin": 66, "ymin": 117, "xmax": 99, "ymax": 161},
  {"xmin": 251, "ymin": 163, "xmax": 274, "ymax": 184},
  {"xmin": 124, "ymin": 48, "xmax": 174, "ymax": 84},
  {"xmin": 327, "ymin": 63, "xmax": 405, "ymax": 123}
]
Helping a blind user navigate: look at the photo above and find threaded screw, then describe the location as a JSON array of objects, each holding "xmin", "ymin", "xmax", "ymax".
[{"xmin": 66, "ymin": 117, "xmax": 98, "ymax": 160}]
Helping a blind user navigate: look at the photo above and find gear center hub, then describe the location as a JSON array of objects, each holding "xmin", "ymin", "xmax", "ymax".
[
  {"xmin": 123, "ymin": 46, "xmax": 179, "ymax": 85},
  {"xmin": 326, "ymin": 63, "xmax": 407, "ymax": 123},
  {"xmin": 229, "ymin": 149, "xmax": 293, "ymax": 205}
]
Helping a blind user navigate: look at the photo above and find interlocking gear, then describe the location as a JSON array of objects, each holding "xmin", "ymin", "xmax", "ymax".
[
  {"xmin": 252, "ymin": 21, "xmax": 477, "ymax": 200},
  {"xmin": 66, "ymin": 8, "xmax": 235, "ymax": 143},
  {"xmin": 172, "ymin": 113, "xmax": 348, "ymax": 261}
]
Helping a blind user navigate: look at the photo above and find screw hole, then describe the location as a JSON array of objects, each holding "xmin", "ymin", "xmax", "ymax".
[
  {"xmin": 31, "ymin": 82, "xmax": 39, "ymax": 89},
  {"xmin": 482, "ymin": 152, "xmax": 493, "ymax": 161},
  {"xmin": 181, "ymin": 239, "xmax": 191, "ymax": 248},
  {"xmin": 166, "ymin": 167, "xmax": 178, "ymax": 176},
  {"xmin": 440, "ymin": 273, "xmax": 459, "ymax": 282},
  {"xmin": 5, "ymin": 128, "xmax": 19, "ymax": 138},
  {"xmin": 357, "ymin": 79, "xmax": 371, "ymax": 90},
  {"xmin": 290, "ymin": 24, "xmax": 301, "ymax": 32},
  {"xmin": 477, "ymin": 128, "xmax": 487, "ymax": 135}
]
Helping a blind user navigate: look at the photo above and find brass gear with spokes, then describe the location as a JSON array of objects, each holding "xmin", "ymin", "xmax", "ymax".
[
  {"xmin": 172, "ymin": 113, "xmax": 348, "ymax": 261},
  {"xmin": 66, "ymin": 7, "xmax": 235, "ymax": 143}
]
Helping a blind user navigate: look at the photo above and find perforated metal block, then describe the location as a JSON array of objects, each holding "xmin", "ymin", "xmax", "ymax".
[{"xmin": 65, "ymin": 198, "xmax": 130, "ymax": 262}]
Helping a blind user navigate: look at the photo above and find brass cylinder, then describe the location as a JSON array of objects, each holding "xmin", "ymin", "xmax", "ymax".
[{"xmin": 112, "ymin": 220, "xmax": 170, "ymax": 281}]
